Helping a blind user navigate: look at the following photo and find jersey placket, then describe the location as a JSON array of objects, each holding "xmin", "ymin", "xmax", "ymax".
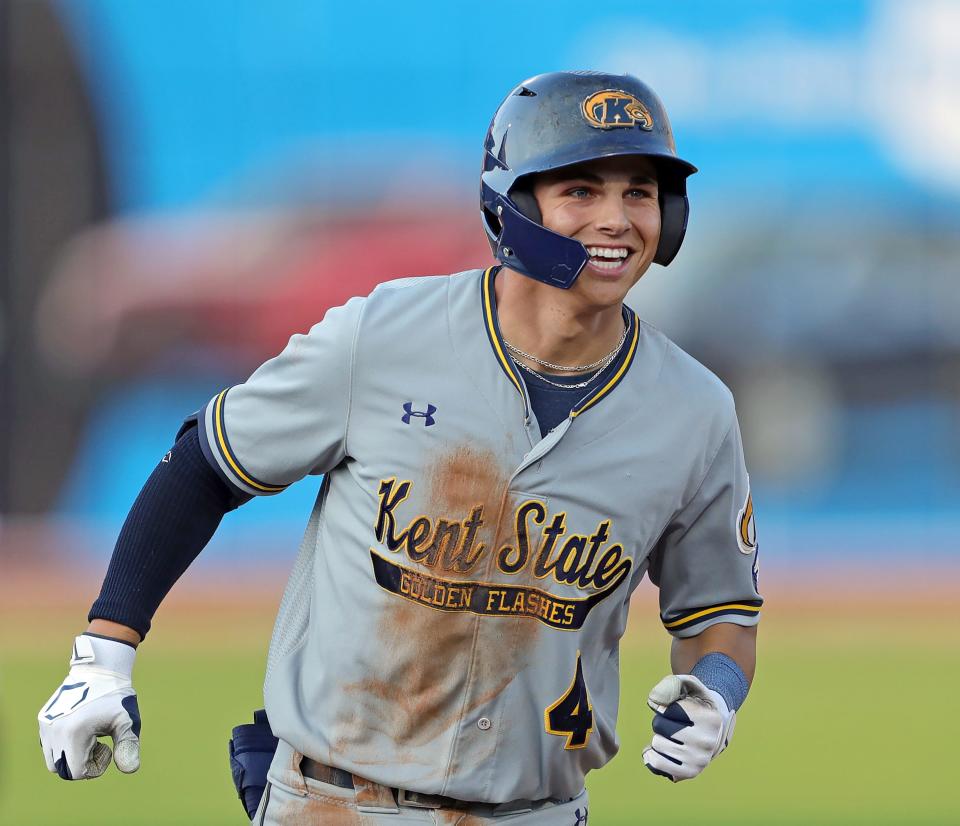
[{"xmin": 439, "ymin": 274, "xmax": 641, "ymax": 797}]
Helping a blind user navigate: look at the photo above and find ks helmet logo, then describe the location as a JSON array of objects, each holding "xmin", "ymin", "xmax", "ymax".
[{"xmin": 581, "ymin": 90, "xmax": 654, "ymax": 130}]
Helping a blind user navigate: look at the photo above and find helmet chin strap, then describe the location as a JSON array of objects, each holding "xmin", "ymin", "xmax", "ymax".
[{"xmin": 492, "ymin": 192, "xmax": 589, "ymax": 289}]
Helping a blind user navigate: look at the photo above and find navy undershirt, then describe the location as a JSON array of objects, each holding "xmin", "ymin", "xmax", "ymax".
[
  {"xmin": 522, "ymin": 366, "xmax": 608, "ymax": 437},
  {"xmin": 88, "ymin": 425, "xmax": 245, "ymax": 638}
]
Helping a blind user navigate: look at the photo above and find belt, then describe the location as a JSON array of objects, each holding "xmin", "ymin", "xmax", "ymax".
[
  {"xmin": 299, "ymin": 756, "xmax": 545, "ymax": 814},
  {"xmin": 300, "ymin": 757, "xmax": 355, "ymax": 791}
]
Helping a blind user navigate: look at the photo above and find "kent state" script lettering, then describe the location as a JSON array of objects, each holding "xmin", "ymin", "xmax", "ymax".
[{"xmin": 374, "ymin": 479, "xmax": 632, "ymax": 593}]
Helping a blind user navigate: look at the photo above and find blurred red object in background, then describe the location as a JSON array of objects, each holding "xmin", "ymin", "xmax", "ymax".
[{"xmin": 37, "ymin": 204, "xmax": 494, "ymax": 377}]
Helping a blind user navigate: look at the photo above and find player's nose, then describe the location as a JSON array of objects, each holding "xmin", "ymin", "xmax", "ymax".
[{"xmin": 592, "ymin": 192, "xmax": 632, "ymax": 234}]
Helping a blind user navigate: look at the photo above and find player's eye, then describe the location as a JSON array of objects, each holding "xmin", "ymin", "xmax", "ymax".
[
  {"xmin": 565, "ymin": 186, "xmax": 591, "ymax": 199},
  {"xmin": 626, "ymin": 188, "xmax": 654, "ymax": 199}
]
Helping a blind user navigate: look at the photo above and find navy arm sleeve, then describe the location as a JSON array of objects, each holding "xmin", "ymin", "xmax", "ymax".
[{"xmin": 88, "ymin": 423, "xmax": 250, "ymax": 639}]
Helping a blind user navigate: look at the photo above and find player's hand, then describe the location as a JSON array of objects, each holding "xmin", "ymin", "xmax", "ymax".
[
  {"xmin": 38, "ymin": 634, "xmax": 141, "ymax": 780},
  {"xmin": 642, "ymin": 673, "xmax": 735, "ymax": 782}
]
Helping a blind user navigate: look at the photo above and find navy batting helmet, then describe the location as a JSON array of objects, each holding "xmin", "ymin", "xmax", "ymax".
[{"xmin": 480, "ymin": 71, "xmax": 697, "ymax": 289}]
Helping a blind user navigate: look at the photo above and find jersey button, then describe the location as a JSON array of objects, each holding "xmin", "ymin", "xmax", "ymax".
[{"xmin": 477, "ymin": 717, "xmax": 492, "ymax": 731}]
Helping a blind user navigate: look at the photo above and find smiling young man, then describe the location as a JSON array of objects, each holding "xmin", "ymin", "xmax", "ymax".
[
  {"xmin": 495, "ymin": 156, "xmax": 660, "ymax": 365},
  {"xmin": 39, "ymin": 72, "xmax": 761, "ymax": 824}
]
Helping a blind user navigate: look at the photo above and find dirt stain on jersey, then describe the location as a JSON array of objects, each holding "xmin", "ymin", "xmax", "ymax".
[
  {"xmin": 343, "ymin": 603, "xmax": 474, "ymax": 748},
  {"xmin": 443, "ymin": 488, "xmax": 547, "ymax": 775},
  {"xmin": 425, "ymin": 447, "xmax": 542, "ymax": 712},
  {"xmin": 338, "ymin": 446, "xmax": 519, "ymax": 765},
  {"xmin": 338, "ymin": 445, "xmax": 552, "ymax": 786},
  {"xmin": 477, "ymin": 487, "xmax": 544, "ymax": 656},
  {"xmin": 427, "ymin": 445, "xmax": 506, "ymax": 517}
]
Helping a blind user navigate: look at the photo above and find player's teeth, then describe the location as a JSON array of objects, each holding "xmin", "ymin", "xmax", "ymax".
[
  {"xmin": 590, "ymin": 259, "xmax": 623, "ymax": 270},
  {"xmin": 587, "ymin": 247, "xmax": 628, "ymax": 259}
]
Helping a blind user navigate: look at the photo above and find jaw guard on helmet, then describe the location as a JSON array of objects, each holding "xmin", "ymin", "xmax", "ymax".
[{"xmin": 480, "ymin": 71, "xmax": 697, "ymax": 289}]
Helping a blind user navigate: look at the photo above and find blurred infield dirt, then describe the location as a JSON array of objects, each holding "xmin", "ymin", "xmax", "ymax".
[{"xmin": 2, "ymin": 528, "xmax": 958, "ymax": 825}]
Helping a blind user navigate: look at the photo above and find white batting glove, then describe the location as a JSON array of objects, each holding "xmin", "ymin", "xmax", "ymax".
[
  {"xmin": 38, "ymin": 634, "xmax": 141, "ymax": 780},
  {"xmin": 642, "ymin": 673, "xmax": 735, "ymax": 782}
]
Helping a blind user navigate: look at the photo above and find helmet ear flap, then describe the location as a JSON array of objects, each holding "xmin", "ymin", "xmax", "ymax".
[
  {"xmin": 654, "ymin": 192, "xmax": 689, "ymax": 266},
  {"xmin": 507, "ymin": 183, "xmax": 542, "ymax": 226}
]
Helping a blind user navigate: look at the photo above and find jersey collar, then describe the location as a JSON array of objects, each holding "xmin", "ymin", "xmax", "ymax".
[
  {"xmin": 570, "ymin": 310, "xmax": 640, "ymax": 418},
  {"xmin": 481, "ymin": 266, "xmax": 526, "ymax": 401},
  {"xmin": 480, "ymin": 266, "xmax": 640, "ymax": 420}
]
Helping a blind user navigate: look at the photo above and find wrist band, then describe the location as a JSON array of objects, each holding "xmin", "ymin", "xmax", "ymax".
[{"xmin": 690, "ymin": 652, "xmax": 749, "ymax": 711}]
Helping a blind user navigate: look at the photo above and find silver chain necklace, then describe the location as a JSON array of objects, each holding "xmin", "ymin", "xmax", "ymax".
[
  {"xmin": 505, "ymin": 321, "xmax": 629, "ymax": 390},
  {"xmin": 503, "ymin": 321, "xmax": 629, "ymax": 372},
  {"xmin": 513, "ymin": 355, "xmax": 614, "ymax": 390}
]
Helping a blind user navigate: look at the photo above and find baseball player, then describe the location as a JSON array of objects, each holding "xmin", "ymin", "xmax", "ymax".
[{"xmin": 39, "ymin": 71, "xmax": 761, "ymax": 823}]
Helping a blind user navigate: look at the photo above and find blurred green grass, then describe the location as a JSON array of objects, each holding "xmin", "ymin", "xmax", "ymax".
[{"xmin": 2, "ymin": 586, "xmax": 958, "ymax": 825}]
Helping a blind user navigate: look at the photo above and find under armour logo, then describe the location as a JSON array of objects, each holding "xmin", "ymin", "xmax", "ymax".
[
  {"xmin": 401, "ymin": 402, "xmax": 437, "ymax": 427},
  {"xmin": 573, "ymin": 807, "xmax": 589, "ymax": 826}
]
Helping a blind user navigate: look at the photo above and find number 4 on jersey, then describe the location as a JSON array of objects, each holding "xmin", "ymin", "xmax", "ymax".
[{"xmin": 545, "ymin": 652, "xmax": 594, "ymax": 749}]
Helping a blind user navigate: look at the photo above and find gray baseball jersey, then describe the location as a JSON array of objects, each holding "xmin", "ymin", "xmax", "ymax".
[{"xmin": 194, "ymin": 266, "xmax": 761, "ymax": 803}]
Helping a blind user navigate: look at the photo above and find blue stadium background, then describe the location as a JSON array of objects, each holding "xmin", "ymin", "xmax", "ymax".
[{"xmin": 9, "ymin": 0, "xmax": 959, "ymax": 567}]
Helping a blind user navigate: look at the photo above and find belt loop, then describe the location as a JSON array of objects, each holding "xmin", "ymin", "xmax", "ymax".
[
  {"xmin": 289, "ymin": 750, "xmax": 309, "ymax": 796},
  {"xmin": 353, "ymin": 775, "xmax": 400, "ymax": 814},
  {"xmin": 272, "ymin": 740, "xmax": 309, "ymax": 796}
]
